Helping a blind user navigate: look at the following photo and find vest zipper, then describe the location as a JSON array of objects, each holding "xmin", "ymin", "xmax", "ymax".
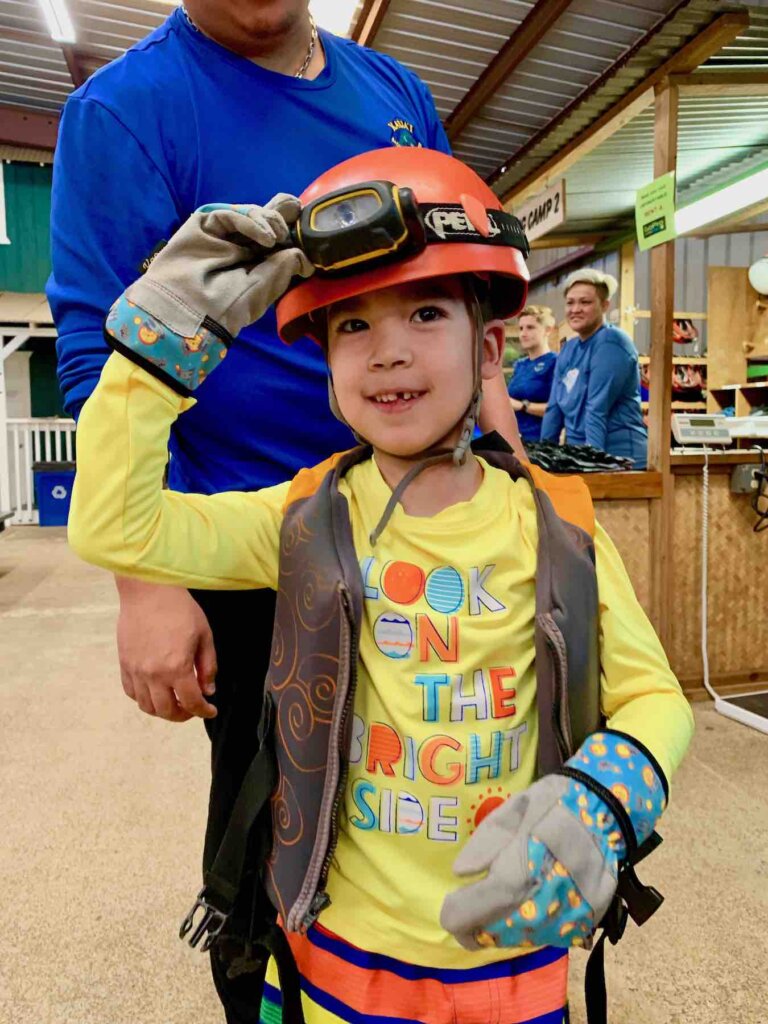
[
  {"xmin": 295, "ymin": 585, "xmax": 359, "ymax": 933},
  {"xmin": 538, "ymin": 612, "xmax": 573, "ymax": 762}
]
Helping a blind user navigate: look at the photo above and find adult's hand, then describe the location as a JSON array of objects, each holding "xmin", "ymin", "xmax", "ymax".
[{"xmin": 115, "ymin": 576, "xmax": 218, "ymax": 721}]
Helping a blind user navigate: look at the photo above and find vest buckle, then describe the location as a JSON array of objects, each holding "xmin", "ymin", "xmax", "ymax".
[{"xmin": 179, "ymin": 887, "xmax": 229, "ymax": 952}]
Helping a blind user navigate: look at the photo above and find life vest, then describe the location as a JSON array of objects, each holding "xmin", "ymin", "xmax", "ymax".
[
  {"xmin": 264, "ymin": 439, "xmax": 600, "ymax": 933},
  {"xmin": 181, "ymin": 434, "xmax": 615, "ymax": 1024}
]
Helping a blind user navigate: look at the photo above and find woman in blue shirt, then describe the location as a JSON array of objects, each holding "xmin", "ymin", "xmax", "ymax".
[
  {"xmin": 541, "ymin": 269, "xmax": 647, "ymax": 469},
  {"xmin": 506, "ymin": 305, "xmax": 557, "ymax": 442}
]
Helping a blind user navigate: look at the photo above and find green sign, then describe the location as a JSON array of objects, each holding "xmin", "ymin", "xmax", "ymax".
[{"xmin": 635, "ymin": 171, "xmax": 676, "ymax": 251}]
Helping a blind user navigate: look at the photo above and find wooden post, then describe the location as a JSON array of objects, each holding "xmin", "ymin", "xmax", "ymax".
[
  {"xmin": 647, "ymin": 79, "xmax": 678, "ymax": 648},
  {"xmin": 620, "ymin": 241, "xmax": 636, "ymax": 339}
]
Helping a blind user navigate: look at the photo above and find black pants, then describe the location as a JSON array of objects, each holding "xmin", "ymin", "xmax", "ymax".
[{"xmin": 191, "ymin": 588, "xmax": 277, "ymax": 1024}]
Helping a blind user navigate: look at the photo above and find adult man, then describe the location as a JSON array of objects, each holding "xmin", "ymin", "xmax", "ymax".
[{"xmin": 48, "ymin": 3, "xmax": 518, "ymax": 1020}]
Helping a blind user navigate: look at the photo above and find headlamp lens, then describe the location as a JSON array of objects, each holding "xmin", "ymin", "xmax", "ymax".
[{"xmin": 312, "ymin": 189, "xmax": 382, "ymax": 232}]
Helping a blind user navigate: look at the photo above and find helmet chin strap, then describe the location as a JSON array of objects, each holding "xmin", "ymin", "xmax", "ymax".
[{"xmin": 327, "ymin": 290, "xmax": 487, "ymax": 545}]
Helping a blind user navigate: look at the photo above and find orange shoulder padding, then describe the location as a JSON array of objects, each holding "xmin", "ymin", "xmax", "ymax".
[
  {"xmin": 525, "ymin": 462, "xmax": 595, "ymax": 537},
  {"xmin": 283, "ymin": 449, "xmax": 354, "ymax": 512}
]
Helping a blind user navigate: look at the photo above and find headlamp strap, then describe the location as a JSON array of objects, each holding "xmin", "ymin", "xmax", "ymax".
[{"xmin": 418, "ymin": 204, "xmax": 530, "ymax": 257}]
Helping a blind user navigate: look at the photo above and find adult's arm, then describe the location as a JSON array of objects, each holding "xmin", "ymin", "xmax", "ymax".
[
  {"xmin": 48, "ymin": 97, "xmax": 224, "ymax": 722},
  {"xmin": 509, "ymin": 397, "xmax": 548, "ymax": 418},
  {"xmin": 48, "ymin": 96, "xmax": 184, "ymax": 419},
  {"xmin": 540, "ymin": 398, "xmax": 564, "ymax": 441},
  {"xmin": 479, "ymin": 374, "xmax": 525, "ymax": 458},
  {"xmin": 583, "ymin": 343, "xmax": 634, "ymax": 452}
]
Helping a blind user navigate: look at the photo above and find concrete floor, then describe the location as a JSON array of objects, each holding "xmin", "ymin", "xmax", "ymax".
[{"xmin": 1, "ymin": 526, "xmax": 767, "ymax": 1024}]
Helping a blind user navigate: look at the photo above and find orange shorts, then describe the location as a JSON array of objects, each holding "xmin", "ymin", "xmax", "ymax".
[{"xmin": 260, "ymin": 923, "xmax": 569, "ymax": 1024}]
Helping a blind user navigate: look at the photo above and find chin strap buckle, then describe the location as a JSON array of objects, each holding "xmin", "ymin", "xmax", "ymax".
[{"xmin": 179, "ymin": 888, "xmax": 229, "ymax": 952}]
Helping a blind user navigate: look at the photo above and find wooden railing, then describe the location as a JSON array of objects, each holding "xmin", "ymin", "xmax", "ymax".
[{"xmin": 2, "ymin": 418, "xmax": 76, "ymax": 525}]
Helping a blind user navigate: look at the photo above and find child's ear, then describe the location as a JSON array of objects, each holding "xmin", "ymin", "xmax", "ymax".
[{"xmin": 480, "ymin": 320, "xmax": 506, "ymax": 380}]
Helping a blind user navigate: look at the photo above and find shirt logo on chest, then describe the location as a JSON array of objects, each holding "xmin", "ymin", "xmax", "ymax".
[
  {"xmin": 564, "ymin": 367, "xmax": 580, "ymax": 393},
  {"xmin": 388, "ymin": 118, "xmax": 423, "ymax": 147}
]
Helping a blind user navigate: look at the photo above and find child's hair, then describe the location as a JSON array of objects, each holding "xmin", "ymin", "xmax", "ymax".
[
  {"xmin": 562, "ymin": 268, "xmax": 618, "ymax": 302},
  {"xmin": 518, "ymin": 304, "xmax": 555, "ymax": 330},
  {"xmin": 313, "ymin": 273, "xmax": 494, "ymax": 352}
]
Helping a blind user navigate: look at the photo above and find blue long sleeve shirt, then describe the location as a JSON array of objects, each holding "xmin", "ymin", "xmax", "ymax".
[
  {"xmin": 47, "ymin": 8, "xmax": 450, "ymax": 493},
  {"xmin": 540, "ymin": 324, "xmax": 647, "ymax": 469},
  {"xmin": 506, "ymin": 351, "xmax": 556, "ymax": 442}
]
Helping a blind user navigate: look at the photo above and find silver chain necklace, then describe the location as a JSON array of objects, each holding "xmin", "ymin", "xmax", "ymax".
[{"xmin": 181, "ymin": 6, "xmax": 318, "ymax": 79}]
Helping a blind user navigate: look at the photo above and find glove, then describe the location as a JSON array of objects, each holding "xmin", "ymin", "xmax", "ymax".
[
  {"xmin": 440, "ymin": 730, "xmax": 667, "ymax": 950},
  {"xmin": 104, "ymin": 195, "xmax": 314, "ymax": 395}
]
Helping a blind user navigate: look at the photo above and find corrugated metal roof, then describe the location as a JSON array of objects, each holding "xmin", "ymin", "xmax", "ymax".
[
  {"xmin": 560, "ymin": 92, "xmax": 768, "ymax": 231},
  {"xmin": 1, "ymin": 0, "xmax": 766, "ymax": 245},
  {"xmin": 489, "ymin": 0, "xmax": 733, "ymax": 197},
  {"xmin": 702, "ymin": 2, "xmax": 768, "ymax": 66},
  {"xmin": 0, "ymin": 0, "xmax": 172, "ymax": 112}
]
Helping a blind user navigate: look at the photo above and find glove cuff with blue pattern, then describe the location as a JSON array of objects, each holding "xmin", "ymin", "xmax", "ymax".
[
  {"xmin": 105, "ymin": 293, "xmax": 230, "ymax": 397},
  {"xmin": 558, "ymin": 729, "xmax": 668, "ymax": 866}
]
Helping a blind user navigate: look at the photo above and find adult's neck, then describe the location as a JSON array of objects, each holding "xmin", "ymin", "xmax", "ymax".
[
  {"xmin": 374, "ymin": 448, "xmax": 484, "ymax": 518},
  {"xmin": 525, "ymin": 342, "xmax": 549, "ymax": 360},
  {"xmin": 576, "ymin": 319, "xmax": 605, "ymax": 342},
  {"xmin": 183, "ymin": 4, "xmax": 326, "ymax": 78}
]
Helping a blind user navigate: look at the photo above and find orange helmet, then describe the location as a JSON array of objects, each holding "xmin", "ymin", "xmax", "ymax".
[{"xmin": 276, "ymin": 147, "xmax": 529, "ymax": 344}]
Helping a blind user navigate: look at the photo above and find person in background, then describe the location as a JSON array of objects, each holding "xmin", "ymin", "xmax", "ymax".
[
  {"xmin": 46, "ymin": 4, "xmax": 521, "ymax": 1020},
  {"xmin": 506, "ymin": 304, "xmax": 557, "ymax": 442},
  {"xmin": 541, "ymin": 269, "xmax": 647, "ymax": 468}
]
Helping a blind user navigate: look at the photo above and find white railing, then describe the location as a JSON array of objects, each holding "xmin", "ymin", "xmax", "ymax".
[{"xmin": 3, "ymin": 417, "xmax": 76, "ymax": 525}]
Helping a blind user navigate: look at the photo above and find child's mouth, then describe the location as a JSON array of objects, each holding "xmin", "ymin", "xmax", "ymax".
[{"xmin": 369, "ymin": 391, "xmax": 425, "ymax": 413}]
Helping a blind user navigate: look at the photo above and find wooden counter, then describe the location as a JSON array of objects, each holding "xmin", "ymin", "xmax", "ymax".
[{"xmin": 581, "ymin": 453, "xmax": 768, "ymax": 698}]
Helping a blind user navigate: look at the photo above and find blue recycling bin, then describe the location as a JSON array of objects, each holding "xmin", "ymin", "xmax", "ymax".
[{"xmin": 33, "ymin": 461, "xmax": 76, "ymax": 527}]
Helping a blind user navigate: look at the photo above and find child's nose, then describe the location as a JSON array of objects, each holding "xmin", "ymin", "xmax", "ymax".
[{"xmin": 368, "ymin": 324, "xmax": 413, "ymax": 370}]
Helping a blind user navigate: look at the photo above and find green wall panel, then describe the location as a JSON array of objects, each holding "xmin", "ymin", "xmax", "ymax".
[{"xmin": 0, "ymin": 162, "xmax": 53, "ymax": 292}]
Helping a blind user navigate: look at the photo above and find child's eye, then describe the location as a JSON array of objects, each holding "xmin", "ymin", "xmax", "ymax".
[
  {"xmin": 336, "ymin": 317, "xmax": 369, "ymax": 334},
  {"xmin": 412, "ymin": 305, "xmax": 445, "ymax": 323}
]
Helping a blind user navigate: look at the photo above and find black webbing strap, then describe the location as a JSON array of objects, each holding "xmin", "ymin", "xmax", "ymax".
[
  {"xmin": 204, "ymin": 739, "xmax": 277, "ymax": 906},
  {"xmin": 179, "ymin": 697, "xmax": 277, "ymax": 952},
  {"xmin": 264, "ymin": 923, "xmax": 306, "ymax": 1024},
  {"xmin": 584, "ymin": 832, "xmax": 665, "ymax": 1024}
]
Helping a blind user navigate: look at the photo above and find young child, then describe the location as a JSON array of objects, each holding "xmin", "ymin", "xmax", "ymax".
[{"xmin": 69, "ymin": 148, "xmax": 693, "ymax": 1024}]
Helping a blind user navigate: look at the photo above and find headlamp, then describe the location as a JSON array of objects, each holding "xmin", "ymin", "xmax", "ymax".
[{"xmin": 292, "ymin": 179, "xmax": 529, "ymax": 276}]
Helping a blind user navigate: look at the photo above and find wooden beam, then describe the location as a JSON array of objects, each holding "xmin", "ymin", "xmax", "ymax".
[
  {"xmin": 647, "ymin": 79, "xmax": 679, "ymax": 649},
  {"xmin": 61, "ymin": 45, "xmax": 86, "ymax": 88},
  {"xmin": 350, "ymin": 0, "xmax": 392, "ymax": 47},
  {"xmin": 445, "ymin": 0, "xmax": 573, "ymax": 141},
  {"xmin": 584, "ymin": 471, "xmax": 663, "ymax": 501},
  {"xmin": 528, "ymin": 245, "xmax": 595, "ymax": 284},
  {"xmin": 502, "ymin": 11, "xmax": 749, "ymax": 208},
  {"xmin": 671, "ymin": 70, "xmax": 768, "ymax": 96},
  {"xmin": 619, "ymin": 241, "xmax": 636, "ymax": 340},
  {"xmin": 692, "ymin": 221, "xmax": 768, "ymax": 239},
  {"xmin": 0, "ymin": 104, "xmax": 58, "ymax": 150},
  {"xmin": 529, "ymin": 233, "xmax": 605, "ymax": 249}
]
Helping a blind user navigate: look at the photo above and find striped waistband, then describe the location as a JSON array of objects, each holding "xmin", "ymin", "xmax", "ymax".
[{"xmin": 260, "ymin": 925, "xmax": 569, "ymax": 1024}]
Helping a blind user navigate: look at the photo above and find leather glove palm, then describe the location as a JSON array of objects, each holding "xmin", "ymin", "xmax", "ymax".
[{"xmin": 105, "ymin": 196, "xmax": 313, "ymax": 394}]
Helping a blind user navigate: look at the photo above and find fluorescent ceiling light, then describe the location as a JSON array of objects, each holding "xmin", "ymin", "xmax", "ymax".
[
  {"xmin": 37, "ymin": 0, "xmax": 76, "ymax": 43},
  {"xmin": 675, "ymin": 164, "xmax": 768, "ymax": 235},
  {"xmin": 310, "ymin": 0, "xmax": 360, "ymax": 37}
]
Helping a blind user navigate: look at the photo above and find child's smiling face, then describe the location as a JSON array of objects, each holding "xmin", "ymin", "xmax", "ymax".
[{"xmin": 326, "ymin": 276, "xmax": 504, "ymax": 460}]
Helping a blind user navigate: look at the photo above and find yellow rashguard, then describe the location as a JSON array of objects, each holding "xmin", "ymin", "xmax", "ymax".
[{"xmin": 71, "ymin": 352, "xmax": 693, "ymax": 969}]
